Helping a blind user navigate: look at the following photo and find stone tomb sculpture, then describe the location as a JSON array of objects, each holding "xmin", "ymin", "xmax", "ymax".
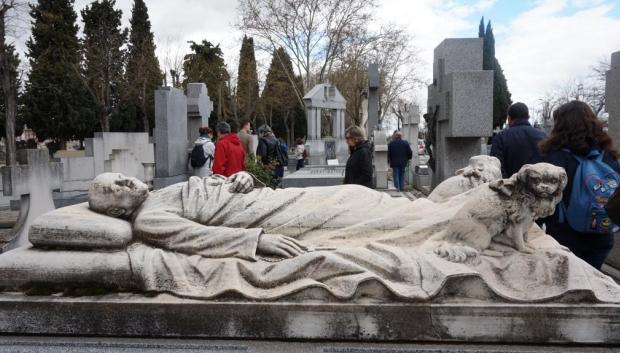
[
  {"xmin": 0, "ymin": 161, "xmax": 618, "ymax": 303},
  {"xmin": 0, "ymin": 161, "xmax": 619, "ymax": 343}
]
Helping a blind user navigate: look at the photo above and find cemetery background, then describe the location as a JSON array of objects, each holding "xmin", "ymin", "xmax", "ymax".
[{"xmin": 0, "ymin": 0, "xmax": 618, "ymax": 350}]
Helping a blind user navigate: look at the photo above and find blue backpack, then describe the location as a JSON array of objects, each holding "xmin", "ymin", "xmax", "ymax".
[{"xmin": 560, "ymin": 149, "xmax": 620, "ymax": 234}]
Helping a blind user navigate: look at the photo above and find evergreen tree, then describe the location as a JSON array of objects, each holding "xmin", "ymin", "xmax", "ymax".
[
  {"xmin": 183, "ymin": 39, "xmax": 232, "ymax": 123},
  {"xmin": 22, "ymin": 0, "xmax": 96, "ymax": 145},
  {"xmin": 81, "ymin": 0, "xmax": 128, "ymax": 132},
  {"xmin": 235, "ymin": 35, "xmax": 259, "ymax": 122},
  {"xmin": 480, "ymin": 19, "xmax": 512, "ymax": 128},
  {"xmin": 261, "ymin": 47, "xmax": 305, "ymax": 143},
  {"xmin": 124, "ymin": 0, "xmax": 161, "ymax": 133},
  {"xmin": 478, "ymin": 17, "xmax": 485, "ymax": 38}
]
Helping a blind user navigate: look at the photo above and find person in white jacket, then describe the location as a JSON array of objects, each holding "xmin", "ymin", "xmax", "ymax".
[
  {"xmin": 191, "ymin": 127, "xmax": 215, "ymax": 177},
  {"xmin": 294, "ymin": 138, "xmax": 306, "ymax": 170}
]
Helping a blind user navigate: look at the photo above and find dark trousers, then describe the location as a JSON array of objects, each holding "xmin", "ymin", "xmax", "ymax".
[
  {"xmin": 296, "ymin": 159, "xmax": 304, "ymax": 170},
  {"xmin": 547, "ymin": 222, "xmax": 614, "ymax": 270},
  {"xmin": 392, "ymin": 166, "xmax": 405, "ymax": 191}
]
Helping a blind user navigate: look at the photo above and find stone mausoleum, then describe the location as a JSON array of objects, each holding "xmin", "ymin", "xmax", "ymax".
[{"xmin": 303, "ymin": 83, "xmax": 348, "ymax": 165}]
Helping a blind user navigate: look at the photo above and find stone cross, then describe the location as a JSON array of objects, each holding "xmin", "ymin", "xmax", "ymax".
[
  {"xmin": 0, "ymin": 149, "xmax": 62, "ymax": 251},
  {"xmin": 426, "ymin": 38, "xmax": 493, "ymax": 187},
  {"xmin": 367, "ymin": 63, "xmax": 380, "ymax": 139},
  {"xmin": 186, "ymin": 83, "xmax": 213, "ymax": 148},
  {"xmin": 606, "ymin": 51, "xmax": 620, "ymax": 145}
]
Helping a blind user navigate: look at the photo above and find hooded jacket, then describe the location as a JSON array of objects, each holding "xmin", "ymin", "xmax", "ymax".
[
  {"xmin": 344, "ymin": 140, "xmax": 373, "ymax": 188},
  {"xmin": 192, "ymin": 135, "xmax": 215, "ymax": 177},
  {"xmin": 212, "ymin": 133, "xmax": 246, "ymax": 177}
]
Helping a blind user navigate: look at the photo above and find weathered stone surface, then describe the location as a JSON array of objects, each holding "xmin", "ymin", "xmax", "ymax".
[
  {"xmin": 304, "ymin": 84, "xmax": 347, "ymax": 165},
  {"xmin": 0, "ymin": 149, "xmax": 63, "ymax": 250},
  {"xmin": 281, "ymin": 166, "xmax": 345, "ymax": 188},
  {"xmin": 0, "ymin": 293, "xmax": 617, "ymax": 344},
  {"xmin": 0, "ymin": 248, "xmax": 133, "ymax": 290},
  {"xmin": 429, "ymin": 155, "xmax": 501, "ymax": 202},
  {"xmin": 4, "ymin": 166, "xmax": 620, "ymax": 304},
  {"xmin": 29, "ymin": 203, "xmax": 132, "ymax": 250}
]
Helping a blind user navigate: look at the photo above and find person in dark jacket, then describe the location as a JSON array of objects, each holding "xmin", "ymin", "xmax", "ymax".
[
  {"xmin": 212, "ymin": 121, "xmax": 246, "ymax": 177},
  {"xmin": 388, "ymin": 131, "xmax": 413, "ymax": 191},
  {"xmin": 539, "ymin": 100, "xmax": 620, "ymax": 270},
  {"xmin": 343, "ymin": 126, "xmax": 373, "ymax": 188},
  {"xmin": 490, "ymin": 102, "xmax": 546, "ymax": 178}
]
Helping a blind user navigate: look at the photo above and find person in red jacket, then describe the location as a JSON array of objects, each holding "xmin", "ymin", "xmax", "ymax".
[{"xmin": 212, "ymin": 121, "xmax": 245, "ymax": 177}]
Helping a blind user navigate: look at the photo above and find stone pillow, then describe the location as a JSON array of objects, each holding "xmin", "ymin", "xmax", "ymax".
[{"xmin": 29, "ymin": 202, "xmax": 132, "ymax": 250}]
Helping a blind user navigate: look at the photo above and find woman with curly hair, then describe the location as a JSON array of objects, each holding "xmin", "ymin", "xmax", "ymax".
[{"xmin": 539, "ymin": 100, "xmax": 620, "ymax": 270}]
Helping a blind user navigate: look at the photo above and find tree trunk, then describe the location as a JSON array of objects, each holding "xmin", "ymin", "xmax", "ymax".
[
  {"xmin": 141, "ymin": 82, "xmax": 149, "ymax": 133},
  {"xmin": 0, "ymin": 10, "xmax": 16, "ymax": 166}
]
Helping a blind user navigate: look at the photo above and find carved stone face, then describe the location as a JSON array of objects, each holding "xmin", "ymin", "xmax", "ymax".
[
  {"xmin": 517, "ymin": 163, "xmax": 568, "ymax": 217},
  {"xmin": 456, "ymin": 155, "xmax": 502, "ymax": 182},
  {"xmin": 88, "ymin": 173, "xmax": 149, "ymax": 218}
]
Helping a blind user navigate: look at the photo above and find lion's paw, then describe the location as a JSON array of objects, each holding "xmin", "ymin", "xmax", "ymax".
[{"xmin": 434, "ymin": 243, "xmax": 479, "ymax": 263}]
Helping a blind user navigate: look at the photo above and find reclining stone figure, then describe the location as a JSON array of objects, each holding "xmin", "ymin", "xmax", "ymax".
[
  {"xmin": 0, "ymin": 161, "xmax": 618, "ymax": 303},
  {"xmin": 428, "ymin": 155, "xmax": 502, "ymax": 202}
]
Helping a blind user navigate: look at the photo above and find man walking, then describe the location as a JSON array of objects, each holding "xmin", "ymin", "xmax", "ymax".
[
  {"xmin": 238, "ymin": 120, "xmax": 254, "ymax": 158},
  {"xmin": 490, "ymin": 102, "xmax": 546, "ymax": 178},
  {"xmin": 387, "ymin": 131, "xmax": 413, "ymax": 192},
  {"xmin": 212, "ymin": 121, "xmax": 245, "ymax": 177}
]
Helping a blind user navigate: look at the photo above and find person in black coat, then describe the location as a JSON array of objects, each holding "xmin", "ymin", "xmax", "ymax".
[
  {"xmin": 343, "ymin": 126, "xmax": 373, "ymax": 188},
  {"xmin": 539, "ymin": 100, "xmax": 620, "ymax": 270},
  {"xmin": 490, "ymin": 102, "xmax": 546, "ymax": 178},
  {"xmin": 388, "ymin": 131, "xmax": 412, "ymax": 191}
]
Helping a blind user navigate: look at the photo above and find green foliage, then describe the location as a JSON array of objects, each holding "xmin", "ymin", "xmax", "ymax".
[
  {"xmin": 244, "ymin": 156, "xmax": 275, "ymax": 188},
  {"xmin": 81, "ymin": 0, "xmax": 128, "ymax": 132},
  {"xmin": 124, "ymin": 0, "xmax": 161, "ymax": 133},
  {"xmin": 183, "ymin": 39, "xmax": 232, "ymax": 123},
  {"xmin": 479, "ymin": 19, "xmax": 512, "ymax": 128},
  {"xmin": 260, "ymin": 47, "xmax": 305, "ymax": 144},
  {"xmin": 0, "ymin": 44, "xmax": 20, "ymax": 139},
  {"xmin": 236, "ymin": 35, "xmax": 259, "ymax": 121},
  {"xmin": 22, "ymin": 0, "xmax": 97, "ymax": 142}
]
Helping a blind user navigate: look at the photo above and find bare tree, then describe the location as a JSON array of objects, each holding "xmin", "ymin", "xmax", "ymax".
[
  {"xmin": 238, "ymin": 0, "xmax": 376, "ymax": 104},
  {"xmin": 0, "ymin": 0, "xmax": 24, "ymax": 166},
  {"xmin": 159, "ymin": 36, "xmax": 185, "ymax": 88}
]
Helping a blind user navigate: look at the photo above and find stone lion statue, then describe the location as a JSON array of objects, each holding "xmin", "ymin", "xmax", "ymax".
[
  {"xmin": 432, "ymin": 163, "xmax": 568, "ymax": 262},
  {"xmin": 428, "ymin": 155, "xmax": 502, "ymax": 202}
]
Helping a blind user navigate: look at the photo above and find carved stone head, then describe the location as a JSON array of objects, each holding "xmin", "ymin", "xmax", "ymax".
[
  {"xmin": 88, "ymin": 173, "xmax": 149, "ymax": 218},
  {"xmin": 489, "ymin": 163, "xmax": 568, "ymax": 217},
  {"xmin": 455, "ymin": 155, "xmax": 502, "ymax": 183}
]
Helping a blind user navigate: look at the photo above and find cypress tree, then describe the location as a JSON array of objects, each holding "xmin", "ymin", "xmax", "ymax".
[
  {"xmin": 261, "ymin": 47, "xmax": 304, "ymax": 143},
  {"xmin": 236, "ymin": 35, "xmax": 259, "ymax": 122},
  {"xmin": 481, "ymin": 19, "xmax": 512, "ymax": 128},
  {"xmin": 22, "ymin": 0, "xmax": 96, "ymax": 145},
  {"xmin": 478, "ymin": 17, "xmax": 485, "ymax": 38},
  {"xmin": 183, "ymin": 40, "xmax": 232, "ymax": 124},
  {"xmin": 124, "ymin": 0, "xmax": 161, "ymax": 134},
  {"xmin": 81, "ymin": 0, "xmax": 128, "ymax": 132}
]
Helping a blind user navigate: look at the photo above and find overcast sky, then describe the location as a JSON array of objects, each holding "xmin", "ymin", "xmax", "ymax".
[{"xmin": 10, "ymin": 0, "xmax": 620, "ymax": 118}]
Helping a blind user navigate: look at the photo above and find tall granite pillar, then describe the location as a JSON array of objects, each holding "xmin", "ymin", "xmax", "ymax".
[
  {"xmin": 154, "ymin": 87, "xmax": 188, "ymax": 188},
  {"xmin": 402, "ymin": 105, "xmax": 420, "ymax": 184},
  {"xmin": 186, "ymin": 83, "xmax": 213, "ymax": 148},
  {"xmin": 367, "ymin": 63, "xmax": 380, "ymax": 138},
  {"xmin": 606, "ymin": 51, "xmax": 620, "ymax": 145}
]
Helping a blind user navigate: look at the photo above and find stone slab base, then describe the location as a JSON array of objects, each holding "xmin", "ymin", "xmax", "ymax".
[
  {"xmin": 0, "ymin": 293, "xmax": 618, "ymax": 345},
  {"xmin": 0, "ymin": 336, "xmax": 614, "ymax": 353}
]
